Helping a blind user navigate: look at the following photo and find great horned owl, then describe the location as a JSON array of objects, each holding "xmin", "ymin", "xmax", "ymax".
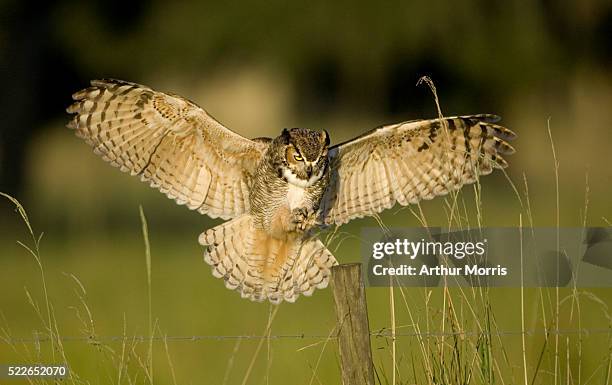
[{"xmin": 67, "ymin": 79, "xmax": 516, "ymax": 303}]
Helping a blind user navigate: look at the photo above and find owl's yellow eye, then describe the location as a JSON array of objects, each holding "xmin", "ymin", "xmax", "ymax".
[{"xmin": 293, "ymin": 154, "xmax": 303, "ymax": 161}]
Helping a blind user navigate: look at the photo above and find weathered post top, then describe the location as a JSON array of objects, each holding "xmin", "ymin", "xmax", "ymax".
[{"xmin": 330, "ymin": 263, "xmax": 375, "ymax": 385}]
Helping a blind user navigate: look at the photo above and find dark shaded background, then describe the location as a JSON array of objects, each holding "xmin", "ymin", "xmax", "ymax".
[{"xmin": 2, "ymin": 0, "xmax": 611, "ymax": 204}]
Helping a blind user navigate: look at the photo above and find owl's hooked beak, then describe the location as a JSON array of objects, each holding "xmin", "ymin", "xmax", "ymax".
[{"xmin": 305, "ymin": 164, "xmax": 313, "ymax": 178}]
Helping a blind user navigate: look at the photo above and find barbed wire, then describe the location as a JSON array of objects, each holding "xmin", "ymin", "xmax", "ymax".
[{"xmin": 2, "ymin": 328, "xmax": 610, "ymax": 345}]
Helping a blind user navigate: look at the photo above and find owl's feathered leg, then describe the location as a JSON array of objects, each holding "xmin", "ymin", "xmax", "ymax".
[{"xmin": 199, "ymin": 215, "xmax": 337, "ymax": 303}]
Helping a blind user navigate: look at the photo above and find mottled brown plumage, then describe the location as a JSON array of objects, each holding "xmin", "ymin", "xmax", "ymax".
[
  {"xmin": 67, "ymin": 79, "xmax": 516, "ymax": 303},
  {"xmin": 320, "ymin": 115, "xmax": 516, "ymax": 225},
  {"xmin": 66, "ymin": 79, "xmax": 266, "ymax": 219}
]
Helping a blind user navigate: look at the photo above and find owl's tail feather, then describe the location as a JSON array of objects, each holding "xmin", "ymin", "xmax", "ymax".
[{"xmin": 199, "ymin": 215, "xmax": 338, "ymax": 304}]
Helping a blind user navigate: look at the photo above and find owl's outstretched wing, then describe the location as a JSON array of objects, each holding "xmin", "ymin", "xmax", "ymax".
[
  {"xmin": 67, "ymin": 79, "xmax": 269, "ymax": 219},
  {"xmin": 320, "ymin": 115, "xmax": 516, "ymax": 225}
]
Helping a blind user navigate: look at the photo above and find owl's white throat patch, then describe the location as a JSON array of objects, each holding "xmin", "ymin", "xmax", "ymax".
[
  {"xmin": 282, "ymin": 167, "xmax": 323, "ymax": 188},
  {"xmin": 286, "ymin": 183, "xmax": 305, "ymax": 210}
]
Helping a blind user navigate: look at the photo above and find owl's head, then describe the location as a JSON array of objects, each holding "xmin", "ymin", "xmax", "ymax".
[{"xmin": 278, "ymin": 128, "xmax": 330, "ymax": 187}]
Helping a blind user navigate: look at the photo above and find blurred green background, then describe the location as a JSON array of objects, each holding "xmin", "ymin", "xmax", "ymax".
[{"xmin": 1, "ymin": 1, "xmax": 611, "ymax": 384}]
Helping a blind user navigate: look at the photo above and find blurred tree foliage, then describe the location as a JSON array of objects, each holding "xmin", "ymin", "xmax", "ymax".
[{"xmin": 1, "ymin": 0, "xmax": 611, "ymax": 194}]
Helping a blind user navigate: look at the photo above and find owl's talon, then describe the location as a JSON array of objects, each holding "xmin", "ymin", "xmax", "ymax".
[{"xmin": 290, "ymin": 208, "xmax": 316, "ymax": 232}]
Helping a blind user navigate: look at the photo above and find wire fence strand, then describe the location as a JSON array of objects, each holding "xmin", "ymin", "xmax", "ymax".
[{"xmin": 2, "ymin": 328, "xmax": 610, "ymax": 345}]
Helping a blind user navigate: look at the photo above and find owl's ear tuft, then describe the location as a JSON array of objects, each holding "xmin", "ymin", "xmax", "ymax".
[
  {"xmin": 280, "ymin": 128, "xmax": 291, "ymax": 144},
  {"xmin": 320, "ymin": 130, "xmax": 330, "ymax": 147}
]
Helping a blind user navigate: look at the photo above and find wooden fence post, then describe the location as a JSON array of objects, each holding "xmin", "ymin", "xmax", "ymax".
[{"xmin": 331, "ymin": 263, "xmax": 375, "ymax": 385}]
